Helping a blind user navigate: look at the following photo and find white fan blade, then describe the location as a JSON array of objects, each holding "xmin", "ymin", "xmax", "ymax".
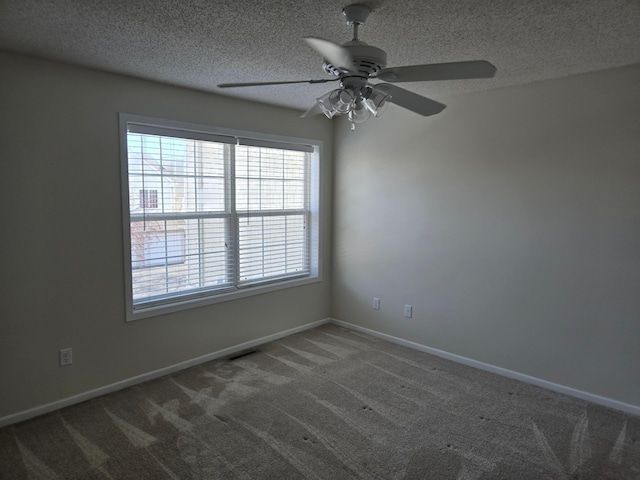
[
  {"xmin": 301, "ymin": 102, "xmax": 323, "ymax": 118},
  {"xmin": 373, "ymin": 84, "xmax": 446, "ymax": 117},
  {"xmin": 376, "ymin": 61, "xmax": 497, "ymax": 83},
  {"xmin": 304, "ymin": 37, "xmax": 354, "ymax": 72}
]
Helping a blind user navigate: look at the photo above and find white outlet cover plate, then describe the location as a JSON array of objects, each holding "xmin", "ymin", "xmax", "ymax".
[{"xmin": 60, "ymin": 348, "xmax": 73, "ymax": 366}]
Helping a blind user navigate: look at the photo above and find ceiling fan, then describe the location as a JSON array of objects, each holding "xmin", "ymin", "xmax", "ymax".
[{"xmin": 218, "ymin": 4, "xmax": 497, "ymax": 130}]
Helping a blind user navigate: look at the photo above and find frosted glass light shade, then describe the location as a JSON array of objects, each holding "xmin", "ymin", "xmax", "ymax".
[
  {"xmin": 364, "ymin": 88, "xmax": 391, "ymax": 117},
  {"xmin": 317, "ymin": 89, "xmax": 355, "ymax": 118},
  {"xmin": 350, "ymin": 101, "xmax": 372, "ymax": 123}
]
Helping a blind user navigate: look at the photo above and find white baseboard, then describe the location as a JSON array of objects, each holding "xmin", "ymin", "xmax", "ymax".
[
  {"xmin": 4, "ymin": 317, "xmax": 637, "ymax": 427},
  {"xmin": 330, "ymin": 318, "xmax": 640, "ymax": 417},
  {"xmin": 0, "ymin": 318, "xmax": 331, "ymax": 428}
]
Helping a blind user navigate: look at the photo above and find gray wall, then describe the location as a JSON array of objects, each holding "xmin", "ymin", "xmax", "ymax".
[
  {"xmin": 332, "ymin": 64, "xmax": 640, "ymax": 406},
  {"xmin": 2, "ymin": 49, "xmax": 639, "ymax": 420},
  {"xmin": 0, "ymin": 51, "xmax": 332, "ymax": 418}
]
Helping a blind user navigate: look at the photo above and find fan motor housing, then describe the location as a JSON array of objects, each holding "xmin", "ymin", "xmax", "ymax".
[{"xmin": 323, "ymin": 41, "xmax": 387, "ymax": 77}]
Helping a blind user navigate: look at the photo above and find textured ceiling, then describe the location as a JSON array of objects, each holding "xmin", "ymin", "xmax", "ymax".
[{"xmin": 1, "ymin": 0, "xmax": 639, "ymax": 113}]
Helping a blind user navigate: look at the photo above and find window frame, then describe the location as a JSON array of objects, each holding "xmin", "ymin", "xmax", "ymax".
[{"xmin": 119, "ymin": 113, "xmax": 322, "ymax": 321}]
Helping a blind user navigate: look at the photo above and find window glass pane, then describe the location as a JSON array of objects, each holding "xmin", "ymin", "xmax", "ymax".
[
  {"xmin": 198, "ymin": 177, "xmax": 226, "ymax": 212},
  {"xmin": 261, "ymin": 150, "xmax": 284, "ymax": 179},
  {"xmin": 235, "ymin": 178, "xmax": 261, "ymax": 212},
  {"xmin": 284, "ymin": 180, "xmax": 306, "ymax": 210},
  {"xmin": 199, "ymin": 143, "xmax": 226, "ymax": 176},
  {"xmin": 235, "ymin": 178, "xmax": 247, "ymax": 211},
  {"xmin": 238, "ymin": 214, "xmax": 308, "ymax": 282},
  {"xmin": 284, "ymin": 152, "xmax": 306, "ymax": 179},
  {"xmin": 235, "ymin": 146, "xmax": 308, "ymax": 213},
  {"xmin": 156, "ymin": 175, "xmax": 185, "ymax": 214},
  {"xmin": 261, "ymin": 179, "xmax": 284, "ymax": 210},
  {"xmin": 129, "ymin": 133, "xmax": 226, "ymax": 215},
  {"xmin": 236, "ymin": 146, "xmax": 261, "ymax": 178},
  {"xmin": 130, "ymin": 218, "xmax": 230, "ymax": 301}
]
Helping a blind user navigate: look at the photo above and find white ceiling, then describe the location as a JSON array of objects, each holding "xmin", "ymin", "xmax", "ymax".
[{"xmin": 1, "ymin": 0, "xmax": 639, "ymax": 113}]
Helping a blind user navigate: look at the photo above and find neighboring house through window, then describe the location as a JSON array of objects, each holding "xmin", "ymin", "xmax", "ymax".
[
  {"xmin": 139, "ymin": 189, "xmax": 158, "ymax": 209},
  {"xmin": 120, "ymin": 114, "xmax": 321, "ymax": 320}
]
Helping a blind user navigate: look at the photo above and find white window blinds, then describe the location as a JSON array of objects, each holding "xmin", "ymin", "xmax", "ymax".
[{"xmin": 121, "ymin": 117, "xmax": 319, "ymax": 317}]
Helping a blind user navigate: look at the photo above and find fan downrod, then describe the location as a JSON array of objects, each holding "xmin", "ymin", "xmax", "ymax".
[{"xmin": 322, "ymin": 4, "xmax": 386, "ymax": 77}]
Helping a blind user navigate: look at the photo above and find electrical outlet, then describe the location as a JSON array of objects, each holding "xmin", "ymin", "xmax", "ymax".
[
  {"xmin": 373, "ymin": 297, "xmax": 380, "ymax": 310},
  {"xmin": 404, "ymin": 305, "xmax": 412, "ymax": 318},
  {"xmin": 60, "ymin": 348, "xmax": 73, "ymax": 366}
]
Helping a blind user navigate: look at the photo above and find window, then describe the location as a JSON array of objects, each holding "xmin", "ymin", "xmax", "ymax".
[
  {"xmin": 120, "ymin": 114, "xmax": 321, "ymax": 320},
  {"xmin": 139, "ymin": 189, "xmax": 158, "ymax": 209}
]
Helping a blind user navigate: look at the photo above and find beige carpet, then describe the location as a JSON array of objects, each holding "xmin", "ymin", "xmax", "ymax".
[{"xmin": 1, "ymin": 324, "xmax": 639, "ymax": 479}]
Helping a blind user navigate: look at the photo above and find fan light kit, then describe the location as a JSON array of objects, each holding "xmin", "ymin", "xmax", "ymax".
[{"xmin": 218, "ymin": 4, "xmax": 497, "ymax": 130}]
